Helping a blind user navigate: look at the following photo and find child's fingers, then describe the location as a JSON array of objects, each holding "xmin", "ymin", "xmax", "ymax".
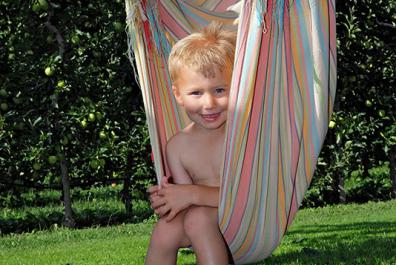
[
  {"xmin": 149, "ymin": 193, "xmax": 157, "ymax": 202},
  {"xmin": 151, "ymin": 197, "xmax": 166, "ymax": 209},
  {"xmin": 155, "ymin": 205, "xmax": 170, "ymax": 217},
  {"xmin": 157, "ymin": 184, "xmax": 174, "ymax": 196},
  {"xmin": 149, "ymin": 194, "xmax": 159, "ymax": 208},
  {"xmin": 157, "ymin": 188, "xmax": 165, "ymax": 196},
  {"xmin": 165, "ymin": 210, "xmax": 177, "ymax": 222},
  {"xmin": 147, "ymin": 185, "xmax": 160, "ymax": 194},
  {"xmin": 162, "ymin": 181, "xmax": 171, "ymax": 188}
]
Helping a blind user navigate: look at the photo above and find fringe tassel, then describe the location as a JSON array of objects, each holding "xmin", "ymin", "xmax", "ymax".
[
  {"xmin": 125, "ymin": 0, "xmax": 145, "ymax": 87},
  {"xmin": 256, "ymin": 0, "xmax": 268, "ymax": 33},
  {"xmin": 126, "ymin": 0, "xmax": 171, "ymax": 58},
  {"xmin": 145, "ymin": 2, "xmax": 172, "ymax": 56}
]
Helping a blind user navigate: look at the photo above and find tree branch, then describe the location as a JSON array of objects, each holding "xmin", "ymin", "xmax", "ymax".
[{"xmin": 44, "ymin": 2, "xmax": 65, "ymax": 58}]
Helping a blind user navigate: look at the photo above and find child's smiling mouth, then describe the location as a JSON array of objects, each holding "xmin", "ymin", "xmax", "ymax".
[{"xmin": 201, "ymin": 113, "xmax": 221, "ymax": 121}]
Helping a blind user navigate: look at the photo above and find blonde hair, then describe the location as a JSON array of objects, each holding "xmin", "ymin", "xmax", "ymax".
[{"xmin": 168, "ymin": 22, "xmax": 237, "ymax": 85}]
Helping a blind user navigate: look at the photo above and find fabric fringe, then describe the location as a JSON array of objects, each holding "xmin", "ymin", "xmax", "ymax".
[
  {"xmin": 125, "ymin": 0, "xmax": 144, "ymax": 85},
  {"xmin": 256, "ymin": 0, "xmax": 268, "ymax": 32}
]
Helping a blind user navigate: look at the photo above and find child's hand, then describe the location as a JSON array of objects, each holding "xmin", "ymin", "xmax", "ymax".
[
  {"xmin": 160, "ymin": 176, "xmax": 171, "ymax": 187},
  {"xmin": 147, "ymin": 176, "xmax": 172, "ymax": 210},
  {"xmin": 147, "ymin": 185, "xmax": 161, "ymax": 210},
  {"xmin": 152, "ymin": 184, "xmax": 194, "ymax": 222}
]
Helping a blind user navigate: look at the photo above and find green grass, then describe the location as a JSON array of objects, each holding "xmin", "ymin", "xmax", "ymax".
[
  {"xmin": 0, "ymin": 198, "xmax": 151, "ymax": 234},
  {"xmin": 1, "ymin": 186, "xmax": 133, "ymax": 209},
  {"xmin": 0, "ymin": 200, "xmax": 395, "ymax": 265}
]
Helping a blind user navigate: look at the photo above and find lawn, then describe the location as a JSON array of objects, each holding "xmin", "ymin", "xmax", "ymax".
[{"xmin": 0, "ymin": 200, "xmax": 395, "ymax": 265}]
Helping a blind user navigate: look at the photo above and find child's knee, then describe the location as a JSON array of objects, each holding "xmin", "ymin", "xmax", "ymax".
[
  {"xmin": 151, "ymin": 219, "xmax": 182, "ymax": 250},
  {"xmin": 184, "ymin": 206, "xmax": 217, "ymax": 236}
]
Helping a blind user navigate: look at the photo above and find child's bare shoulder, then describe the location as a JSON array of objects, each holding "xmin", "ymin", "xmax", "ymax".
[{"xmin": 166, "ymin": 124, "xmax": 194, "ymax": 154}]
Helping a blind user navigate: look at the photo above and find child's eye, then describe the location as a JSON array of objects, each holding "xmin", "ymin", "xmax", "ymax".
[
  {"xmin": 190, "ymin": 91, "xmax": 201, "ymax": 96},
  {"xmin": 215, "ymin": 88, "xmax": 226, "ymax": 94}
]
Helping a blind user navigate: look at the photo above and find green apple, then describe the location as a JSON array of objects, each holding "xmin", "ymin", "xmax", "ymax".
[
  {"xmin": 378, "ymin": 110, "xmax": 386, "ymax": 118},
  {"xmin": 95, "ymin": 111, "xmax": 103, "ymax": 120},
  {"xmin": 38, "ymin": 0, "xmax": 49, "ymax": 10},
  {"xmin": 80, "ymin": 119, "xmax": 87, "ymax": 128},
  {"xmin": 1, "ymin": 103, "xmax": 8, "ymax": 111},
  {"xmin": 0, "ymin": 89, "xmax": 7, "ymax": 97},
  {"xmin": 88, "ymin": 113, "xmax": 95, "ymax": 122},
  {"xmin": 89, "ymin": 160, "xmax": 99, "ymax": 169},
  {"xmin": 57, "ymin": 80, "xmax": 66, "ymax": 88},
  {"xmin": 15, "ymin": 122, "xmax": 24, "ymax": 130},
  {"xmin": 32, "ymin": 2, "xmax": 41, "ymax": 12},
  {"xmin": 71, "ymin": 35, "xmax": 80, "ymax": 45},
  {"xmin": 60, "ymin": 137, "xmax": 69, "ymax": 145},
  {"xmin": 33, "ymin": 163, "xmax": 42, "ymax": 171},
  {"xmin": 13, "ymin": 97, "xmax": 22, "ymax": 105},
  {"xmin": 99, "ymin": 131, "xmax": 107, "ymax": 140},
  {"xmin": 45, "ymin": 67, "xmax": 54, "ymax": 76},
  {"xmin": 364, "ymin": 99, "xmax": 373, "ymax": 107},
  {"xmin": 113, "ymin": 21, "xmax": 123, "ymax": 33},
  {"xmin": 48, "ymin": 155, "xmax": 58, "ymax": 165}
]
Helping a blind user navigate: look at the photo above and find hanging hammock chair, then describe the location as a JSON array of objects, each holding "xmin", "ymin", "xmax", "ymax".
[{"xmin": 125, "ymin": 0, "xmax": 336, "ymax": 264}]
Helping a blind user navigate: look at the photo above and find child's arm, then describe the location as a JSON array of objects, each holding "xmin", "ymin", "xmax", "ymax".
[
  {"xmin": 148, "ymin": 135, "xmax": 193, "ymax": 216},
  {"xmin": 150, "ymin": 135, "xmax": 222, "ymax": 221},
  {"xmin": 153, "ymin": 184, "xmax": 219, "ymax": 222},
  {"xmin": 165, "ymin": 135, "xmax": 193, "ymax": 185}
]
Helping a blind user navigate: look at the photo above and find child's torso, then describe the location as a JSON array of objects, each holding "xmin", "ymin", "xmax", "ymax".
[{"xmin": 180, "ymin": 126, "xmax": 224, "ymax": 187}]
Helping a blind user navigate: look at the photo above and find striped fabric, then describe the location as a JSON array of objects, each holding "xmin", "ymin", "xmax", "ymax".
[{"xmin": 126, "ymin": 0, "xmax": 336, "ymax": 264}]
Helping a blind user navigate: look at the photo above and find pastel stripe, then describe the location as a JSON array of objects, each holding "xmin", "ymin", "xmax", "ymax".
[{"xmin": 126, "ymin": 0, "xmax": 336, "ymax": 263}]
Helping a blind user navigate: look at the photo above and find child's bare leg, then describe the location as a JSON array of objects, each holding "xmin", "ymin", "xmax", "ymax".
[
  {"xmin": 184, "ymin": 206, "xmax": 229, "ymax": 265},
  {"xmin": 145, "ymin": 210, "xmax": 191, "ymax": 265}
]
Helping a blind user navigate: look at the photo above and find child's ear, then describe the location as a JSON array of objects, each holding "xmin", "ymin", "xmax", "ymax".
[{"xmin": 172, "ymin": 85, "xmax": 184, "ymax": 106}]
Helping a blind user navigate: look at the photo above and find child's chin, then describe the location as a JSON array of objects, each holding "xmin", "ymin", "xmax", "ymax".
[{"xmin": 200, "ymin": 121, "xmax": 226, "ymax": 130}]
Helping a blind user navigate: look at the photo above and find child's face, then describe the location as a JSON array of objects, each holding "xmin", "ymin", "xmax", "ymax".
[{"xmin": 172, "ymin": 66, "xmax": 229, "ymax": 131}]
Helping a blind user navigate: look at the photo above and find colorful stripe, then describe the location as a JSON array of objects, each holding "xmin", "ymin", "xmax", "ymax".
[{"xmin": 126, "ymin": 0, "xmax": 336, "ymax": 263}]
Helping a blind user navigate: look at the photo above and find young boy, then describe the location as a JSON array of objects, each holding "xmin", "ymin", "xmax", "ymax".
[{"xmin": 145, "ymin": 22, "xmax": 236, "ymax": 265}]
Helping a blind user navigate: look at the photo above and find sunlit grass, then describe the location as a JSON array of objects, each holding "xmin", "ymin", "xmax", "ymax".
[{"xmin": 0, "ymin": 200, "xmax": 395, "ymax": 265}]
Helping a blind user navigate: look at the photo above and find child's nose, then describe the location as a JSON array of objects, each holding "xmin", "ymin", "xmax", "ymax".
[{"xmin": 203, "ymin": 94, "xmax": 216, "ymax": 109}]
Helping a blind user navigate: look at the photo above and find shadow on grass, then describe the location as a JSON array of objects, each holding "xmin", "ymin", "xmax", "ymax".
[
  {"xmin": 0, "ymin": 205, "xmax": 152, "ymax": 235},
  {"xmin": 287, "ymin": 221, "xmax": 396, "ymax": 236},
  {"xmin": 256, "ymin": 221, "xmax": 396, "ymax": 265}
]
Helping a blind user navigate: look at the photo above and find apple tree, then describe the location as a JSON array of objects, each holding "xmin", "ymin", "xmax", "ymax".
[
  {"xmin": 0, "ymin": 0, "xmax": 155, "ymax": 225},
  {"xmin": 304, "ymin": 0, "xmax": 396, "ymax": 206}
]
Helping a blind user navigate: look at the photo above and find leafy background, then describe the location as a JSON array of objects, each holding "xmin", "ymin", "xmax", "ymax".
[{"xmin": 0, "ymin": 0, "xmax": 395, "ymax": 233}]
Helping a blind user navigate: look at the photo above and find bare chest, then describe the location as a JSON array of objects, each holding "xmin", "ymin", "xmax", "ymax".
[{"xmin": 181, "ymin": 139, "xmax": 224, "ymax": 186}]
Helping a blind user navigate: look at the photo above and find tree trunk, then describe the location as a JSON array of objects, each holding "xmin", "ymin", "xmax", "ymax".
[
  {"xmin": 389, "ymin": 146, "xmax": 396, "ymax": 199},
  {"xmin": 123, "ymin": 177, "xmax": 132, "ymax": 214},
  {"xmin": 338, "ymin": 172, "xmax": 346, "ymax": 203},
  {"xmin": 60, "ymin": 155, "xmax": 75, "ymax": 228}
]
